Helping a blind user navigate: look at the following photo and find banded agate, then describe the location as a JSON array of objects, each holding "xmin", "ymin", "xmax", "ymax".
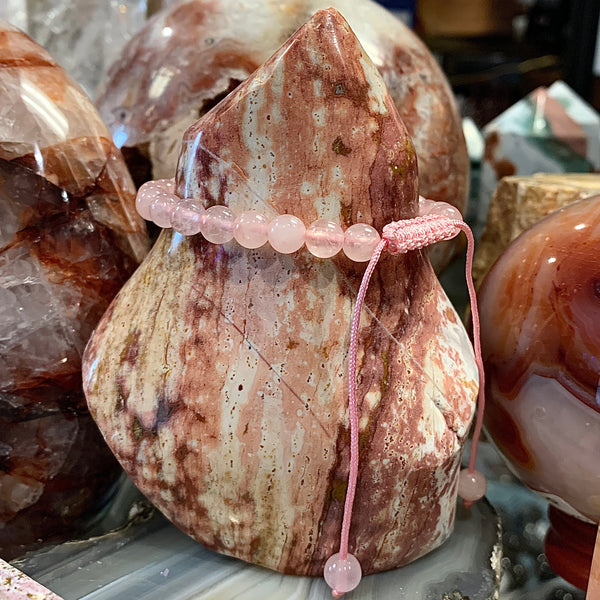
[{"xmin": 480, "ymin": 195, "xmax": 600, "ymax": 523}]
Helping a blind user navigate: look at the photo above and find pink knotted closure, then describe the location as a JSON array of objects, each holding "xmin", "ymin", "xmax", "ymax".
[{"xmin": 329, "ymin": 210, "xmax": 486, "ymax": 597}]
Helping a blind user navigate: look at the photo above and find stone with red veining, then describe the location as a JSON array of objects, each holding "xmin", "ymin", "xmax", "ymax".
[
  {"xmin": 84, "ymin": 10, "xmax": 478, "ymax": 575},
  {"xmin": 0, "ymin": 22, "xmax": 149, "ymax": 558},
  {"xmin": 480, "ymin": 195, "xmax": 600, "ymax": 524},
  {"xmin": 96, "ymin": 0, "xmax": 468, "ymax": 271}
]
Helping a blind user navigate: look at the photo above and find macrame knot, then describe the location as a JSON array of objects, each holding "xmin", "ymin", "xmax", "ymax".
[{"xmin": 382, "ymin": 214, "xmax": 462, "ymax": 255}]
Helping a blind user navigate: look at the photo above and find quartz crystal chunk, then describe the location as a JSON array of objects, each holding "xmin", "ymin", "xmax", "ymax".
[
  {"xmin": 96, "ymin": 0, "xmax": 468, "ymax": 271},
  {"xmin": 0, "ymin": 23, "xmax": 149, "ymax": 559},
  {"xmin": 84, "ymin": 10, "xmax": 478, "ymax": 577}
]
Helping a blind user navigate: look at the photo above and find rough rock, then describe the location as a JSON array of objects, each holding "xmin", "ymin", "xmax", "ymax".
[{"xmin": 474, "ymin": 173, "xmax": 600, "ymax": 285}]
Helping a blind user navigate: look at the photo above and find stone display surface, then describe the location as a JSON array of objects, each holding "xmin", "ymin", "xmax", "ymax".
[
  {"xmin": 13, "ymin": 479, "xmax": 501, "ymax": 600},
  {"xmin": 84, "ymin": 10, "xmax": 479, "ymax": 577},
  {"xmin": 479, "ymin": 195, "xmax": 600, "ymax": 525},
  {"xmin": 0, "ymin": 22, "xmax": 149, "ymax": 558},
  {"xmin": 96, "ymin": 0, "xmax": 468, "ymax": 271},
  {"xmin": 473, "ymin": 173, "xmax": 600, "ymax": 285}
]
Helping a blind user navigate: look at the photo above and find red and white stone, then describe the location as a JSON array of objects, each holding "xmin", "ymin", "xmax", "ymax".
[
  {"xmin": 84, "ymin": 10, "xmax": 478, "ymax": 576},
  {"xmin": 97, "ymin": 0, "xmax": 468, "ymax": 271}
]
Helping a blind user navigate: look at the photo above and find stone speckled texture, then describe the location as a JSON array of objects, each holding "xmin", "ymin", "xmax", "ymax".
[
  {"xmin": 96, "ymin": 0, "xmax": 468, "ymax": 272},
  {"xmin": 84, "ymin": 10, "xmax": 478, "ymax": 576},
  {"xmin": 0, "ymin": 22, "xmax": 149, "ymax": 558}
]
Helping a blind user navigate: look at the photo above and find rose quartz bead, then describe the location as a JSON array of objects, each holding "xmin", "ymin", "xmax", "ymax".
[
  {"xmin": 200, "ymin": 205, "xmax": 235, "ymax": 244},
  {"xmin": 150, "ymin": 194, "xmax": 176, "ymax": 228},
  {"xmin": 417, "ymin": 196, "xmax": 437, "ymax": 216},
  {"xmin": 157, "ymin": 178, "xmax": 175, "ymax": 193},
  {"xmin": 268, "ymin": 214, "xmax": 306, "ymax": 254},
  {"xmin": 305, "ymin": 219, "xmax": 344, "ymax": 258},
  {"xmin": 428, "ymin": 200, "xmax": 462, "ymax": 221},
  {"xmin": 233, "ymin": 211, "xmax": 269, "ymax": 248},
  {"xmin": 324, "ymin": 553, "xmax": 362, "ymax": 595},
  {"xmin": 135, "ymin": 182, "xmax": 156, "ymax": 220},
  {"xmin": 343, "ymin": 223, "xmax": 380, "ymax": 262},
  {"xmin": 458, "ymin": 468, "xmax": 487, "ymax": 503},
  {"xmin": 172, "ymin": 199, "xmax": 205, "ymax": 236}
]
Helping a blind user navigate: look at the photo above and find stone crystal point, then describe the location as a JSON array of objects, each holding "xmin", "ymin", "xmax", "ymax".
[
  {"xmin": 97, "ymin": 0, "xmax": 467, "ymax": 271},
  {"xmin": 84, "ymin": 10, "xmax": 479, "ymax": 576},
  {"xmin": 0, "ymin": 23, "xmax": 149, "ymax": 558}
]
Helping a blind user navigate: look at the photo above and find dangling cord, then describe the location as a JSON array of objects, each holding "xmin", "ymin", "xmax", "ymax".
[
  {"xmin": 455, "ymin": 223, "xmax": 487, "ymax": 507},
  {"xmin": 324, "ymin": 209, "xmax": 487, "ymax": 597}
]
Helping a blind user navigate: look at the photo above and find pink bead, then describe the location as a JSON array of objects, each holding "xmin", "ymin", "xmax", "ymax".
[
  {"xmin": 200, "ymin": 205, "xmax": 235, "ymax": 244},
  {"xmin": 150, "ymin": 194, "xmax": 176, "ymax": 228},
  {"xmin": 157, "ymin": 178, "xmax": 175, "ymax": 193},
  {"xmin": 268, "ymin": 214, "xmax": 306, "ymax": 254},
  {"xmin": 324, "ymin": 553, "xmax": 362, "ymax": 595},
  {"xmin": 136, "ymin": 181, "xmax": 159, "ymax": 220},
  {"xmin": 172, "ymin": 199, "xmax": 205, "ymax": 236},
  {"xmin": 458, "ymin": 468, "xmax": 487, "ymax": 502},
  {"xmin": 233, "ymin": 211, "xmax": 269, "ymax": 249},
  {"xmin": 417, "ymin": 196, "xmax": 437, "ymax": 216},
  {"xmin": 305, "ymin": 219, "xmax": 344, "ymax": 258},
  {"xmin": 428, "ymin": 201, "xmax": 462, "ymax": 221},
  {"xmin": 343, "ymin": 223, "xmax": 380, "ymax": 262}
]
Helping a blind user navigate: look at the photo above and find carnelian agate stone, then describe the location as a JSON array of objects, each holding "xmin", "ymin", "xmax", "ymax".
[
  {"xmin": 480, "ymin": 195, "xmax": 600, "ymax": 524},
  {"xmin": 83, "ymin": 10, "xmax": 478, "ymax": 575},
  {"xmin": 97, "ymin": 0, "xmax": 468, "ymax": 271},
  {"xmin": 0, "ymin": 23, "xmax": 149, "ymax": 557}
]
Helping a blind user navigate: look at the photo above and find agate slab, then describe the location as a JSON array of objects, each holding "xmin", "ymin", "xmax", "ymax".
[
  {"xmin": 96, "ymin": 0, "xmax": 468, "ymax": 271},
  {"xmin": 84, "ymin": 10, "xmax": 478, "ymax": 576},
  {"xmin": 479, "ymin": 195, "xmax": 600, "ymax": 524},
  {"xmin": 0, "ymin": 22, "xmax": 149, "ymax": 558}
]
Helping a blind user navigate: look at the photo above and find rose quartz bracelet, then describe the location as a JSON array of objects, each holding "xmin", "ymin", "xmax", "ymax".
[
  {"xmin": 135, "ymin": 177, "xmax": 487, "ymax": 597},
  {"xmin": 136, "ymin": 179, "xmax": 461, "ymax": 262}
]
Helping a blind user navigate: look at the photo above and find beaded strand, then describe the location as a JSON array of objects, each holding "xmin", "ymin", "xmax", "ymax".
[{"xmin": 137, "ymin": 178, "xmax": 384, "ymax": 262}]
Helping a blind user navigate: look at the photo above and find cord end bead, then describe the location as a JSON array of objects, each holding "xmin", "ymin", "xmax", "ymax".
[
  {"xmin": 458, "ymin": 468, "xmax": 487, "ymax": 505},
  {"xmin": 324, "ymin": 553, "xmax": 362, "ymax": 596}
]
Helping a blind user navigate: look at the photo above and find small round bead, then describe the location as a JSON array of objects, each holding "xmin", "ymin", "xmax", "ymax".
[
  {"xmin": 233, "ymin": 211, "xmax": 269, "ymax": 249},
  {"xmin": 136, "ymin": 181, "xmax": 163, "ymax": 220},
  {"xmin": 343, "ymin": 223, "xmax": 380, "ymax": 262},
  {"xmin": 305, "ymin": 219, "xmax": 344, "ymax": 258},
  {"xmin": 417, "ymin": 196, "xmax": 437, "ymax": 216},
  {"xmin": 268, "ymin": 214, "xmax": 306, "ymax": 254},
  {"xmin": 200, "ymin": 205, "xmax": 235, "ymax": 244},
  {"xmin": 150, "ymin": 194, "xmax": 176, "ymax": 228},
  {"xmin": 458, "ymin": 468, "xmax": 487, "ymax": 502},
  {"xmin": 172, "ymin": 199, "xmax": 205, "ymax": 236},
  {"xmin": 324, "ymin": 553, "xmax": 362, "ymax": 595},
  {"xmin": 428, "ymin": 200, "xmax": 462, "ymax": 221}
]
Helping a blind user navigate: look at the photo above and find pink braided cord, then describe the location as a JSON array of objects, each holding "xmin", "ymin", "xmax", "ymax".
[{"xmin": 339, "ymin": 213, "xmax": 485, "ymax": 560}]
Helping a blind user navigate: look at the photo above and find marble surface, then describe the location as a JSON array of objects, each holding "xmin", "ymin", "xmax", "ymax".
[
  {"xmin": 83, "ymin": 9, "xmax": 479, "ymax": 577},
  {"xmin": 14, "ymin": 477, "xmax": 502, "ymax": 600}
]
